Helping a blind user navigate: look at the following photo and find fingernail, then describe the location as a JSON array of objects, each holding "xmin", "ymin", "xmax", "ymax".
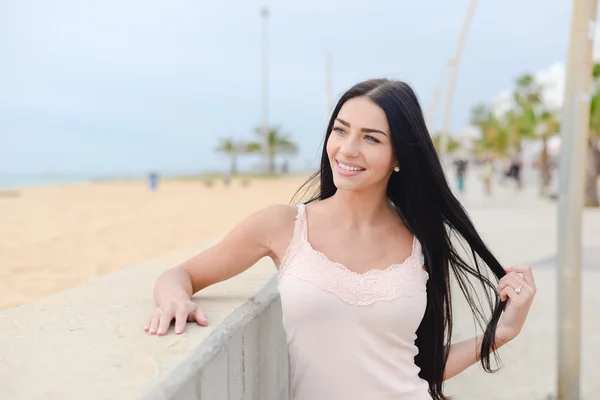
[
  {"xmin": 149, "ymin": 329, "xmax": 156, "ymax": 334},
  {"xmin": 143, "ymin": 325, "xmax": 149, "ymax": 330},
  {"xmin": 175, "ymin": 328, "xmax": 182, "ymax": 334},
  {"xmin": 157, "ymin": 329, "xmax": 164, "ymax": 335}
]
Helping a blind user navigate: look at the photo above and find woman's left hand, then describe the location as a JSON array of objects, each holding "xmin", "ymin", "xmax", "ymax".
[{"xmin": 495, "ymin": 265, "xmax": 537, "ymax": 344}]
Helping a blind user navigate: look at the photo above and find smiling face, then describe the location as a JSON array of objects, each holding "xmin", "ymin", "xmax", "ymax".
[{"xmin": 326, "ymin": 96, "xmax": 397, "ymax": 193}]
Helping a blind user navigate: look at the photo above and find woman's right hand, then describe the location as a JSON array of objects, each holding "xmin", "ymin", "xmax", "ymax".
[{"xmin": 143, "ymin": 299, "xmax": 208, "ymax": 336}]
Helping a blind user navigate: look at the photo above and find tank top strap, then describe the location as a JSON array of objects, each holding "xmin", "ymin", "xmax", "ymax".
[
  {"xmin": 277, "ymin": 204, "xmax": 308, "ymax": 276},
  {"xmin": 411, "ymin": 235, "xmax": 425, "ymax": 267},
  {"xmin": 293, "ymin": 203, "xmax": 308, "ymax": 243}
]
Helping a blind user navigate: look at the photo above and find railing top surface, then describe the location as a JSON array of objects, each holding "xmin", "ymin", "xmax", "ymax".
[{"xmin": 0, "ymin": 241, "xmax": 277, "ymax": 400}]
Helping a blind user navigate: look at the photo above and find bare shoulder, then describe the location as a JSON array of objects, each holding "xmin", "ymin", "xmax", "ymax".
[
  {"xmin": 249, "ymin": 203, "xmax": 297, "ymax": 232},
  {"xmin": 248, "ymin": 204, "xmax": 299, "ymax": 264},
  {"xmin": 242, "ymin": 203, "xmax": 296, "ymax": 241},
  {"xmin": 180, "ymin": 204, "xmax": 299, "ymax": 290},
  {"xmin": 265, "ymin": 203, "xmax": 298, "ymax": 222}
]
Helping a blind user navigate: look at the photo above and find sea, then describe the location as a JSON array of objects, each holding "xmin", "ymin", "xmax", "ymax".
[
  {"xmin": 0, "ymin": 171, "xmax": 212, "ymax": 190},
  {"xmin": 0, "ymin": 174, "xmax": 142, "ymax": 190}
]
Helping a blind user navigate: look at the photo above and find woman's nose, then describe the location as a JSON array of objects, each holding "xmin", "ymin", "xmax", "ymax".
[{"xmin": 339, "ymin": 136, "xmax": 359, "ymax": 157}]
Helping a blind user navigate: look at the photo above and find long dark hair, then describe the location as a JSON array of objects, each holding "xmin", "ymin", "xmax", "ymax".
[{"xmin": 293, "ymin": 79, "xmax": 506, "ymax": 399}]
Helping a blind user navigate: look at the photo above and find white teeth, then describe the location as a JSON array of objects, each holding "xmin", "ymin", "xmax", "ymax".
[{"xmin": 338, "ymin": 161, "xmax": 364, "ymax": 172}]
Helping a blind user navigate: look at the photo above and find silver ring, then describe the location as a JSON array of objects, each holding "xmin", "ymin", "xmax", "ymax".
[{"xmin": 515, "ymin": 286, "xmax": 522, "ymax": 294}]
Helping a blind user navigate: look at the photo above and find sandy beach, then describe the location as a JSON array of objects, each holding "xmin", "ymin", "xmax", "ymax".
[{"xmin": 0, "ymin": 177, "xmax": 307, "ymax": 310}]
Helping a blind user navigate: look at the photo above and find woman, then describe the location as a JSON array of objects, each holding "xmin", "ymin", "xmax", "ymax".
[{"xmin": 145, "ymin": 79, "xmax": 536, "ymax": 400}]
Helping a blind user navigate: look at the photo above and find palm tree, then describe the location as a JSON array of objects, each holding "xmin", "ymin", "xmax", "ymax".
[
  {"xmin": 512, "ymin": 75, "xmax": 543, "ymax": 146},
  {"xmin": 215, "ymin": 138, "xmax": 244, "ymax": 176},
  {"xmin": 249, "ymin": 126, "xmax": 298, "ymax": 174},
  {"xmin": 513, "ymin": 74, "xmax": 543, "ymax": 111},
  {"xmin": 586, "ymin": 63, "xmax": 600, "ymax": 206},
  {"xmin": 537, "ymin": 110, "xmax": 561, "ymax": 194},
  {"xmin": 503, "ymin": 109, "xmax": 528, "ymax": 154},
  {"xmin": 511, "ymin": 73, "xmax": 561, "ymax": 194},
  {"xmin": 470, "ymin": 103, "xmax": 508, "ymax": 157}
]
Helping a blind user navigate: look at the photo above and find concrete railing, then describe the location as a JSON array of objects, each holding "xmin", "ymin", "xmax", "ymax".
[{"xmin": 0, "ymin": 241, "xmax": 290, "ymax": 400}]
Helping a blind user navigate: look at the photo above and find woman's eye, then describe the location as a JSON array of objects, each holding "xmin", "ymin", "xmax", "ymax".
[
  {"xmin": 365, "ymin": 135, "xmax": 381, "ymax": 144},
  {"xmin": 333, "ymin": 127, "xmax": 346, "ymax": 134}
]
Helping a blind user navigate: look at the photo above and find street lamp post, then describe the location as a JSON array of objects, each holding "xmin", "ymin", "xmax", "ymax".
[
  {"xmin": 260, "ymin": 7, "xmax": 270, "ymax": 173},
  {"xmin": 325, "ymin": 50, "xmax": 333, "ymax": 119},
  {"xmin": 557, "ymin": 0, "xmax": 597, "ymax": 398},
  {"xmin": 426, "ymin": 61, "xmax": 451, "ymax": 132},
  {"xmin": 439, "ymin": 0, "xmax": 478, "ymax": 164}
]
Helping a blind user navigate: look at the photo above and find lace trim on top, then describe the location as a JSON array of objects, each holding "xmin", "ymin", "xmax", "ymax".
[{"xmin": 278, "ymin": 204, "xmax": 429, "ymax": 306}]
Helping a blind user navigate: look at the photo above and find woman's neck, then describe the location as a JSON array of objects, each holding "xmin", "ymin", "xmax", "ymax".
[{"xmin": 327, "ymin": 188, "xmax": 395, "ymax": 230}]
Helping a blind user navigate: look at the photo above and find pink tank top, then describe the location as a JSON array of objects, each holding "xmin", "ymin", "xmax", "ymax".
[{"xmin": 277, "ymin": 204, "xmax": 432, "ymax": 400}]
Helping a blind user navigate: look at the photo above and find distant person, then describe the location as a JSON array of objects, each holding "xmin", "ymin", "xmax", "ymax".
[
  {"xmin": 144, "ymin": 79, "xmax": 536, "ymax": 400},
  {"xmin": 222, "ymin": 172, "xmax": 231, "ymax": 187},
  {"xmin": 505, "ymin": 155, "xmax": 522, "ymax": 190},
  {"xmin": 481, "ymin": 155, "xmax": 493, "ymax": 196},
  {"xmin": 148, "ymin": 172, "xmax": 159, "ymax": 191},
  {"xmin": 539, "ymin": 147, "xmax": 551, "ymax": 196},
  {"xmin": 453, "ymin": 157, "xmax": 468, "ymax": 194}
]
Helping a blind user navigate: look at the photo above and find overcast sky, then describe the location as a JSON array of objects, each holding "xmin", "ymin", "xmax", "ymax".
[{"xmin": 0, "ymin": 0, "xmax": 585, "ymax": 176}]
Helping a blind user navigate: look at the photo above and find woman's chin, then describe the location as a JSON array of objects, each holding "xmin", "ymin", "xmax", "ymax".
[
  {"xmin": 332, "ymin": 171, "xmax": 391, "ymax": 193},
  {"xmin": 332, "ymin": 174, "xmax": 369, "ymax": 191}
]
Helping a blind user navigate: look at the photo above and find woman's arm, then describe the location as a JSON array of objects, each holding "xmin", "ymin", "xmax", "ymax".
[
  {"xmin": 178, "ymin": 204, "xmax": 293, "ymax": 292},
  {"xmin": 443, "ymin": 334, "xmax": 508, "ymax": 381},
  {"xmin": 145, "ymin": 204, "xmax": 295, "ymax": 336},
  {"xmin": 443, "ymin": 265, "xmax": 536, "ymax": 380}
]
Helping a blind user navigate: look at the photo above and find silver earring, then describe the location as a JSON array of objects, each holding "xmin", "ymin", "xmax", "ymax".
[{"xmin": 394, "ymin": 166, "xmax": 400, "ymax": 172}]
